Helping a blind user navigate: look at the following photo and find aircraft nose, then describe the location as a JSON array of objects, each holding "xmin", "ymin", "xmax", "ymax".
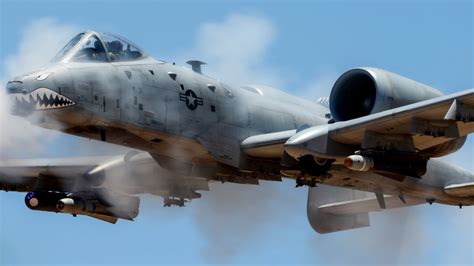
[
  {"xmin": 6, "ymin": 76, "xmax": 37, "ymax": 115},
  {"xmin": 5, "ymin": 80, "xmax": 25, "ymax": 94},
  {"xmin": 6, "ymin": 68, "xmax": 76, "ymax": 115}
]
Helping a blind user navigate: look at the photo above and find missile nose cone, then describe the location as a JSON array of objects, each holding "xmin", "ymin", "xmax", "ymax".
[
  {"xmin": 56, "ymin": 198, "xmax": 75, "ymax": 212},
  {"xmin": 344, "ymin": 157, "xmax": 353, "ymax": 168},
  {"xmin": 344, "ymin": 155, "xmax": 374, "ymax": 172},
  {"xmin": 56, "ymin": 200, "xmax": 65, "ymax": 211}
]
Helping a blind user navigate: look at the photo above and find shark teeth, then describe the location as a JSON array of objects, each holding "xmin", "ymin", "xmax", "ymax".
[{"xmin": 9, "ymin": 87, "xmax": 76, "ymax": 111}]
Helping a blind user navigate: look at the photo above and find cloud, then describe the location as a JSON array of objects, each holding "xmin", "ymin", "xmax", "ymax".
[
  {"xmin": 293, "ymin": 70, "xmax": 338, "ymax": 102},
  {"xmin": 3, "ymin": 18, "xmax": 80, "ymax": 79},
  {"xmin": 179, "ymin": 14, "xmax": 284, "ymax": 88}
]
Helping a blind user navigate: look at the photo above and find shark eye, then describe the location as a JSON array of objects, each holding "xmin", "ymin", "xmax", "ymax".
[{"xmin": 36, "ymin": 73, "xmax": 50, "ymax": 81}]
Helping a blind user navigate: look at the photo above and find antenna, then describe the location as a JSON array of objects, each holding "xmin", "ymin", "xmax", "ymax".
[{"xmin": 186, "ymin": 60, "xmax": 206, "ymax": 74}]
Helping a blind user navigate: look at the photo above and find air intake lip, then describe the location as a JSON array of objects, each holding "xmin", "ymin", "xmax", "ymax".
[{"xmin": 329, "ymin": 68, "xmax": 376, "ymax": 121}]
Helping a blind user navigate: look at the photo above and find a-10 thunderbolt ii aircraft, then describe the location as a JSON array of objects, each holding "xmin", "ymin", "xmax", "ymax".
[{"xmin": 2, "ymin": 31, "xmax": 473, "ymax": 233}]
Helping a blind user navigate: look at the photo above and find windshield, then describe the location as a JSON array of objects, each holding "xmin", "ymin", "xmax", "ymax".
[
  {"xmin": 52, "ymin": 31, "xmax": 146, "ymax": 63},
  {"xmin": 71, "ymin": 34, "xmax": 107, "ymax": 62},
  {"xmin": 101, "ymin": 33, "xmax": 144, "ymax": 61},
  {"xmin": 53, "ymin": 33, "xmax": 84, "ymax": 62}
]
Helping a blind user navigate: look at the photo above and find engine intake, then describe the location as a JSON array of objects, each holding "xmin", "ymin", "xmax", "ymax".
[{"xmin": 329, "ymin": 68, "xmax": 443, "ymax": 121}]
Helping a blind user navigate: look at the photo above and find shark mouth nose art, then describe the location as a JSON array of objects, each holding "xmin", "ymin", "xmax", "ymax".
[{"xmin": 9, "ymin": 88, "xmax": 75, "ymax": 110}]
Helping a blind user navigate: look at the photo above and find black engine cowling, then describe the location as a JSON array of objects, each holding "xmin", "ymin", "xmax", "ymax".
[{"xmin": 329, "ymin": 67, "xmax": 443, "ymax": 122}]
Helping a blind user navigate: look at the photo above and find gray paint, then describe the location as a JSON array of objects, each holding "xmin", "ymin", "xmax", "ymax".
[{"xmin": 3, "ymin": 31, "xmax": 474, "ymax": 232}]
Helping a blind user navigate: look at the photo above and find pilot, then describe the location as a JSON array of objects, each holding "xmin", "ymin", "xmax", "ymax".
[
  {"xmin": 93, "ymin": 40, "xmax": 107, "ymax": 61},
  {"xmin": 107, "ymin": 40, "xmax": 123, "ymax": 61}
]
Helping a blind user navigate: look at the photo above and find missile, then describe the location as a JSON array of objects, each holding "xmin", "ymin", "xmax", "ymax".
[
  {"xmin": 344, "ymin": 154, "xmax": 428, "ymax": 179},
  {"xmin": 56, "ymin": 198, "xmax": 85, "ymax": 214},
  {"xmin": 344, "ymin": 155, "xmax": 374, "ymax": 171},
  {"xmin": 57, "ymin": 196, "xmax": 139, "ymax": 220}
]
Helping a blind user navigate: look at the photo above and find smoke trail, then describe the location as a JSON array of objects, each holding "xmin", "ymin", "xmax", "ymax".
[
  {"xmin": 190, "ymin": 180, "xmax": 304, "ymax": 262},
  {"xmin": 0, "ymin": 18, "xmax": 80, "ymax": 159}
]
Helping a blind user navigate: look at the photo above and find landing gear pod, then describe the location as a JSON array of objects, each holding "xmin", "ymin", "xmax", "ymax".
[{"xmin": 299, "ymin": 155, "xmax": 333, "ymax": 176}]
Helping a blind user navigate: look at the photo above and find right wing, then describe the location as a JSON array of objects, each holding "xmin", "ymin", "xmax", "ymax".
[
  {"xmin": 0, "ymin": 152, "xmax": 209, "ymax": 223},
  {"xmin": 0, "ymin": 156, "xmax": 110, "ymax": 192},
  {"xmin": 241, "ymin": 129, "xmax": 296, "ymax": 158}
]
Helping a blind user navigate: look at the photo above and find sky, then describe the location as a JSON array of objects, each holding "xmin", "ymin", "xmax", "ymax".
[{"xmin": 0, "ymin": 0, "xmax": 473, "ymax": 265}]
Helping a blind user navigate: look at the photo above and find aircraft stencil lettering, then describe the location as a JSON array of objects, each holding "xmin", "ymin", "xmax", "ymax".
[{"xmin": 1, "ymin": 31, "xmax": 474, "ymax": 233}]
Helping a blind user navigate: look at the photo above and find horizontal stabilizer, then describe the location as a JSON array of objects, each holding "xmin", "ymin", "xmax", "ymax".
[
  {"xmin": 86, "ymin": 213, "xmax": 119, "ymax": 224},
  {"xmin": 307, "ymin": 185, "xmax": 371, "ymax": 234},
  {"xmin": 308, "ymin": 185, "xmax": 425, "ymax": 234},
  {"xmin": 319, "ymin": 194, "xmax": 424, "ymax": 216}
]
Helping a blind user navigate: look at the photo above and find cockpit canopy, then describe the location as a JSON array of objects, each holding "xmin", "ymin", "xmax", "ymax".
[{"xmin": 53, "ymin": 31, "xmax": 146, "ymax": 63}]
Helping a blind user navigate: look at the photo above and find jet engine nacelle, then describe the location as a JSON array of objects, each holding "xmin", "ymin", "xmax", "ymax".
[
  {"xmin": 329, "ymin": 67, "xmax": 443, "ymax": 122},
  {"xmin": 328, "ymin": 67, "xmax": 466, "ymax": 157}
]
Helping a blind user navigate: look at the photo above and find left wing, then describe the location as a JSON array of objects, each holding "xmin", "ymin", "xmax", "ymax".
[
  {"xmin": 241, "ymin": 89, "xmax": 474, "ymax": 160},
  {"xmin": 285, "ymin": 89, "xmax": 474, "ymax": 159}
]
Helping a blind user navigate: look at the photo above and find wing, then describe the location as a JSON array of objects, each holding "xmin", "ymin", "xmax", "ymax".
[
  {"xmin": 0, "ymin": 151, "xmax": 209, "ymax": 223},
  {"xmin": 241, "ymin": 89, "xmax": 474, "ymax": 160},
  {"xmin": 285, "ymin": 89, "xmax": 474, "ymax": 159},
  {"xmin": 241, "ymin": 129, "xmax": 296, "ymax": 158},
  {"xmin": 0, "ymin": 156, "xmax": 107, "ymax": 192}
]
